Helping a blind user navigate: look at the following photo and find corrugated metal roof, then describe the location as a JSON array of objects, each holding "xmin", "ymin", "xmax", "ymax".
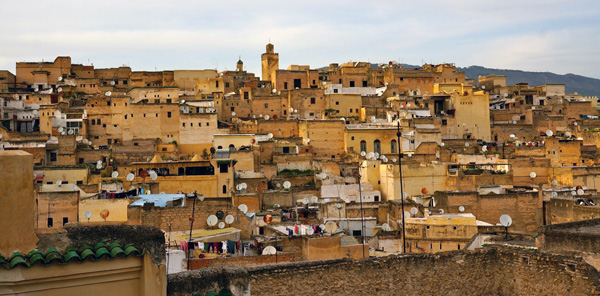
[{"xmin": 129, "ymin": 194, "xmax": 185, "ymax": 207}]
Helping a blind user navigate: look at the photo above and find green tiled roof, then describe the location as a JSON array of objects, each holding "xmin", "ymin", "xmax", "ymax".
[{"xmin": 0, "ymin": 242, "xmax": 146, "ymax": 269}]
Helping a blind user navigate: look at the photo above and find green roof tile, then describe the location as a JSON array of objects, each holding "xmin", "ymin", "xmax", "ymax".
[
  {"xmin": 64, "ymin": 250, "xmax": 81, "ymax": 263},
  {"xmin": 29, "ymin": 253, "xmax": 45, "ymax": 266},
  {"xmin": 80, "ymin": 248, "xmax": 95, "ymax": 260},
  {"xmin": 94, "ymin": 242, "xmax": 107, "ymax": 251},
  {"xmin": 109, "ymin": 242, "xmax": 122, "ymax": 250},
  {"xmin": 95, "ymin": 247, "xmax": 110, "ymax": 259},
  {"xmin": 9, "ymin": 256, "xmax": 27, "ymax": 269},
  {"xmin": 78, "ymin": 244, "xmax": 93, "ymax": 253},
  {"xmin": 110, "ymin": 247, "xmax": 124, "ymax": 258},
  {"xmin": 44, "ymin": 247, "xmax": 59, "ymax": 257},
  {"xmin": 124, "ymin": 245, "xmax": 142, "ymax": 257},
  {"xmin": 45, "ymin": 252, "xmax": 62, "ymax": 264},
  {"xmin": 26, "ymin": 249, "xmax": 43, "ymax": 259}
]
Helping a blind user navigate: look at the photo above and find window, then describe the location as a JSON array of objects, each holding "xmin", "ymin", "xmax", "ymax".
[
  {"xmin": 335, "ymin": 101, "xmax": 339, "ymax": 105},
  {"xmin": 222, "ymin": 185, "xmax": 227, "ymax": 194},
  {"xmin": 124, "ymin": 115, "xmax": 127, "ymax": 119},
  {"xmin": 91, "ymin": 119, "xmax": 96, "ymax": 125},
  {"xmin": 391, "ymin": 139, "xmax": 397, "ymax": 154},
  {"xmin": 374, "ymin": 139, "xmax": 381, "ymax": 154},
  {"xmin": 284, "ymin": 82, "xmax": 288, "ymax": 89},
  {"xmin": 333, "ymin": 89, "xmax": 338, "ymax": 94},
  {"xmin": 216, "ymin": 81, "xmax": 219, "ymax": 88},
  {"xmin": 219, "ymin": 163, "xmax": 229, "ymax": 173},
  {"xmin": 264, "ymin": 103, "xmax": 268, "ymax": 108},
  {"xmin": 49, "ymin": 152, "xmax": 57, "ymax": 162},
  {"xmin": 362, "ymin": 81, "xmax": 367, "ymax": 87},
  {"xmin": 182, "ymin": 123, "xmax": 185, "ymax": 127},
  {"xmin": 166, "ymin": 99, "xmax": 172, "ymax": 103},
  {"xmin": 293, "ymin": 79, "xmax": 301, "ymax": 89},
  {"xmin": 225, "ymin": 82, "xmax": 230, "ymax": 88},
  {"xmin": 230, "ymin": 107, "xmax": 235, "ymax": 112},
  {"xmin": 360, "ymin": 140, "xmax": 367, "ymax": 153},
  {"xmin": 349, "ymin": 81, "xmax": 355, "ymax": 87},
  {"xmin": 167, "ymin": 112, "xmax": 172, "ymax": 118},
  {"xmin": 244, "ymin": 92, "xmax": 249, "ymax": 100},
  {"xmin": 78, "ymin": 158, "xmax": 84, "ymax": 164},
  {"xmin": 310, "ymin": 97, "xmax": 315, "ymax": 104},
  {"xmin": 63, "ymin": 217, "xmax": 68, "ymax": 226},
  {"xmin": 47, "ymin": 218, "xmax": 53, "ymax": 227}
]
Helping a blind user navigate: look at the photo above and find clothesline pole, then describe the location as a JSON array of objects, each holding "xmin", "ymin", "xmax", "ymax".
[{"xmin": 186, "ymin": 192, "xmax": 197, "ymax": 271}]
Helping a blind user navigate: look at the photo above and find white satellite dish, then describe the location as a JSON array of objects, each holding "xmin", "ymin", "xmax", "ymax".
[
  {"xmin": 67, "ymin": 129, "xmax": 74, "ymax": 135},
  {"xmin": 57, "ymin": 87, "xmax": 62, "ymax": 92},
  {"xmin": 225, "ymin": 215, "xmax": 234, "ymax": 224},
  {"xmin": 410, "ymin": 207, "xmax": 418, "ymax": 215},
  {"xmin": 231, "ymin": 112, "xmax": 236, "ymax": 116},
  {"xmin": 503, "ymin": 93, "xmax": 508, "ymax": 97},
  {"xmin": 393, "ymin": 158, "xmax": 397, "ymax": 162},
  {"xmin": 577, "ymin": 189, "xmax": 585, "ymax": 195},
  {"xmin": 338, "ymin": 220, "xmax": 348, "ymax": 229},
  {"xmin": 289, "ymin": 107, "xmax": 294, "ymax": 112},
  {"xmin": 259, "ymin": 114, "xmax": 263, "ymax": 118},
  {"xmin": 404, "ymin": 211, "xmax": 411, "ymax": 218},
  {"xmin": 370, "ymin": 116, "xmax": 376, "ymax": 122},
  {"xmin": 382, "ymin": 223, "xmax": 391, "ymax": 231},
  {"xmin": 529, "ymin": 172, "xmax": 537, "ymax": 178},
  {"xmin": 0, "ymin": 134, "xmax": 2, "ymax": 139},
  {"xmin": 367, "ymin": 152, "xmax": 375, "ymax": 159},
  {"xmin": 458, "ymin": 206, "xmax": 465, "ymax": 212},
  {"xmin": 267, "ymin": 133, "xmax": 273, "ymax": 139},
  {"xmin": 499, "ymin": 214, "xmax": 512, "ymax": 227},
  {"xmin": 181, "ymin": 100, "xmax": 185, "ymax": 104},
  {"xmin": 552, "ymin": 192, "xmax": 558, "ymax": 198},
  {"xmin": 574, "ymin": 122, "xmax": 578, "ymax": 126},
  {"xmin": 150, "ymin": 172, "xmax": 158, "ymax": 181},
  {"xmin": 238, "ymin": 204, "xmax": 248, "ymax": 213},
  {"xmin": 360, "ymin": 151, "xmax": 366, "ymax": 157},
  {"xmin": 58, "ymin": 127, "xmax": 64, "ymax": 133},
  {"xmin": 218, "ymin": 222, "xmax": 225, "ymax": 229},
  {"xmin": 110, "ymin": 81, "xmax": 116, "ymax": 86},
  {"xmin": 302, "ymin": 198, "xmax": 309, "ymax": 205},
  {"xmin": 310, "ymin": 196, "xmax": 318, "ymax": 203},
  {"xmin": 253, "ymin": 115, "xmax": 256, "ymax": 118},
  {"xmin": 241, "ymin": 183, "xmax": 247, "ymax": 189},
  {"xmin": 340, "ymin": 117, "xmax": 345, "ymax": 121},
  {"xmin": 482, "ymin": 145, "xmax": 487, "ymax": 152},
  {"xmin": 565, "ymin": 131, "xmax": 571, "ymax": 137},
  {"xmin": 84, "ymin": 210, "xmax": 92, "ymax": 219},
  {"xmin": 57, "ymin": 77, "xmax": 63, "ymax": 82},
  {"xmin": 283, "ymin": 181, "xmax": 291, "ymax": 189},
  {"xmin": 71, "ymin": 185, "xmax": 77, "ymax": 191},
  {"xmin": 440, "ymin": 142, "xmax": 445, "ymax": 147},
  {"xmin": 272, "ymin": 89, "xmax": 277, "ymax": 93},
  {"xmin": 111, "ymin": 171, "xmax": 119, "ymax": 178},
  {"xmin": 571, "ymin": 190, "xmax": 577, "ymax": 196},
  {"xmin": 435, "ymin": 153, "xmax": 440, "ymax": 158},
  {"xmin": 546, "ymin": 130, "xmax": 553, "ymax": 137},
  {"xmin": 265, "ymin": 115, "xmax": 270, "ymax": 120},
  {"xmin": 335, "ymin": 203, "xmax": 342, "ymax": 209},
  {"xmin": 439, "ymin": 209, "xmax": 445, "ymax": 214},
  {"xmin": 306, "ymin": 138, "xmax": 310, "ymax": 143},
  {"xmin": 513, "ymin": 121, "xmax": 517, "ymax": 125},
  {"xmin": 96, "ymin": 163, "xmax": 102, "ymax": 169},
  {"xmin": 465, "ymin": 142, "xmax": 470, "ymax": 147},
  {"xmin": 509, "ymin": 134, "xmax": 516, "ymax": 138},
  {"xmin": 406, "ymin": 103, "xmax": 411, "ymax": 107},
  {"xmin": 481, "ymin": 85, "xmax": 486, "ymax": 89},
  {"xmin": 374, "ymin": 152, "xmax": 380, "ymax": 159},
  {"xmin": 105, "ymin": 91, "xmax": 112, "ymax": 96},
  {"xmin": 552, "ymin": 180, "xmax": 558, "ymax": 186},
  {"xmin": 56, "ymin": 180, "xmax": 63, "ymax": 186},
  {"xmin": 207, "ymin": 215, "xmax": 218, "ymax": 226},
  {"xmin": 126, "ymin": 173, "xmax": 134, "ymax": 181},
  {"xmin": 307, "ymin": 228, "xmax": 315, "ymax": 235},
  {"xmin": 236, "ymin": 184, "xmax": 243, "ymax": 191},
  {"xmin": 262, "ymin": 246, "xmax": 276, "ymax": 255}
]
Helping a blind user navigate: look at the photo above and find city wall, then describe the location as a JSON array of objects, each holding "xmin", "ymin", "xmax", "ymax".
[{"xmin": 167, "ymin": 247, "xmax": 600, "ymax": 296}]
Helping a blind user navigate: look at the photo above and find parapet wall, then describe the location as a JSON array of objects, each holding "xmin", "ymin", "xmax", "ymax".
[
  {"xmin": 537, "ymin": 218, "xmax": 600, "ymax": 254},
  {"xmin": 167, "ymin": 247, "xmax": 600, "ymax": 296}
]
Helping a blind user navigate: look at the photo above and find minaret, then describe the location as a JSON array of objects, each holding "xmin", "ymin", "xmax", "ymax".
[
  {"xmin": 236, "ymin": 56, "xmax": 243, "ymax": 72},
  {"xmin": 261, "ymin": 43, "xmax": 279, "ymax": 83}
]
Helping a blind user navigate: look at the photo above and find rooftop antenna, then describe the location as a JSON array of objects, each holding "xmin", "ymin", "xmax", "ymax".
[{"xmin": 499, "ymin": 214, "xmax": 512, "ymax": 239}]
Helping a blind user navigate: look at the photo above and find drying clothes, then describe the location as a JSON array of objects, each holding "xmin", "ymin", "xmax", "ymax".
[
  {"xmin": 198, "ymin": 242, "xmax": 204, "ymax": 250},
  {"xmin": 226, "ymin": 240, "xmax": 236, "ymax": 254},
  {"xmin": 204, "ymin": 243, "xmax": 210, "ymax": 252}
]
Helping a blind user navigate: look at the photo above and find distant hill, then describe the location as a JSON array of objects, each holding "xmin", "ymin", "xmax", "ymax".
[{"xmin": 460, "ymin": 66, "xmax": 600, "ymax": 96}]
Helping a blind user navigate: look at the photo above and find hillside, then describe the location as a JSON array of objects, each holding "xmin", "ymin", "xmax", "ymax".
[{"xmin": 460, "ymin": 66, "xmax": 600, "ymax": 96}]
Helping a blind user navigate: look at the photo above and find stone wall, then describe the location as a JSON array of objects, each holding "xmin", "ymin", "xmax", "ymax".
[
  {"xmin": 188, "ymin": 254, "xmax": 298, "ymax": 270},
  {"xmin": 168, "ymin": 247, "xmax": 600, "ymax": 296},
  {"xmin": 537, "ymin": 218, "xmax": 600, "ymax": 254}
]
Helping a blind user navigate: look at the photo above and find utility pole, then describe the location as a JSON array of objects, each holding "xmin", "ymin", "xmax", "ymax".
[{"xmin": 397, "ymin": 121, "xmax": 406, "ymax": 253}]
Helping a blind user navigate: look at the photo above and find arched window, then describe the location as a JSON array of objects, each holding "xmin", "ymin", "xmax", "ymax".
[
  {"xmin": 223, "ymin": 185, "xmax": 227, "ymax": 194},
  {"xmin": 391, "ymin": 139, "xmax": 397, "ymax": 154},
  {"xmin": 360, "ymin": 140, "xmax": 367, "ymax": 153},
  {"xmin": 217, "ymin": 146, "xmax": 223, "ymax": 149},
  {"xmin": 229, "ymin": 144, "xmax": 235, "ymax": 151},
  {"xmin": 374, "ymin": 139, "xmax": 381, "ymax": 154}
]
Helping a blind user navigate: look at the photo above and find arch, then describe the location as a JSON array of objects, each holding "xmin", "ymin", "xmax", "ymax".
[
  {"xmin": 217, "ymin": 145, "xmax": 223, "ymax": 149},
  {"xmin": 222, "ymin": 185, "xmax": 227, "ymax": 194},
  {"xmin": 373, "ymin": 139, "xmax": 381, "ymax": 154},
  {"xmin": 391, "ymin": 139, "xmax": 397, "ymax": 154},
  {"xmin": 360, "ymin": 140, "xmax": 367, "ymax": 153}
]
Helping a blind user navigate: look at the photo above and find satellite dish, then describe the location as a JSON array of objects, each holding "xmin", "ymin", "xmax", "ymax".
[
  {"xmin": 310, "ymin": 196, "xmax": 319, "ymax": 203},
  {"xmin": 238, "ymin": 204, "xmax": 248, "ymax": 213},
  {"xmin": 529, "ymin": 172, "xmax": 537, "ymax": 178},
  {"xmin": 272, "ymin": 89, "xmax": 277, "ymax": 93},
  {"xmin": 289, "ymin": 107, "xmax": 294, "ymax": 112},
  {"xmin": 241, "ymin": 183, "xmax": 247, "ymax": 189},
  {"xmin": 71, "ymin": 185, "xmax": 77, "ymax": 191},
  {"xmin": 181, "ymin": 99, "xmax": 185, "ymax": 104},
  {"xmin": 307, "ymin": 228, "xmax": 315, "ymax": 235},
  {"xmin": 503, "ymin": 93, "xmax": 508, "ymax": 97},
  {"xmin": 499, "ymin": 215, "xmax": 512, "ymax": 227},
  {"xmin": 207, "ymin": 215, "xmax": 218, "ymax": 226},
  {"xmin": 335, "ymin": 203, "xmax": 342, "ymax": 209},
  {"xmin": 67, "ymin": 129, "xmax": 74, "ymax": 135},
  {"xmin": 58, "ymin": 127, "xmax": 64, "ymax": 133},
  {"xmin": 435, "ymin": 153, "xmax": 440, "ymax": 158},
  {"xmin": 360, "ymin": 151, "xmax": 366, "ymax": 157},
  {"xmin": 340, "ymin": 117, "xmax": 345, "ymax": 121},
  {"xmin": 552, "ymin": 180, "xmax": 558, "ymax": 186},
  {"xmin": 274, "ymin": 204, "xmax": 280, "ymax": 208},
  {"xmin": 96, "ymin": 163, "xmax": 102, "ymax": 169},
  {"xmin": 84, "ymin": 210, "xmax": 92, "ymax": 219},
  {"xmin": 571, "ymin": 190, "xmax": 577, "ymax": 196},
  {"xmin": 56, "ymin": 180, "xmax": 63, "ymax": 186},
  {"xmin": 440, "ymin": 142, "xmax": 445, "ymax": 147},
  {"xmin": 374, "ymin": 152, "xmax": 380, "ymax": 159},
  {"xmin": 513, "ymin": 121, "xmax": 517, "ymax": 125},
  {"xmin": 406, "ymin": 103, "xmax": 411, "ymax": 107},
  {"xmin": 236, "ymin": 184, "xmax": 243, "ymax": 191},
  {"xmin": 465, "ymin": 142, "xmax": 470, "ymax": 147},
  {"xmin": 302, "ymin": 198, "xmax": 309, "ymax": 205},
  {"xmin": 58, "ymin": 77, "xmax": 63, "ymax": 82},
  {"xmin": 370, "ymin": 116, "xmax": 376, "ymax": 122},
  {"xmin": 410, "ymin": 207, "xmax": 418, "ymax": 215},
  {"xmin": 149, "ymin": 172, "xmax": 158, "ymax": 181},
  {"xmin": 439, "ymin": 209, "xmax": 445, "ymax": 214},
  {"xmin": 262, "ymin": 246, "xmax": 276, "ymax": 255},
  {"xmin": 574, "ymin": 122, "xmax": 578, "ymax": 126},
  {"xmin": 404, "ymin": 211, "xmax": 411, "ymax": 218},
  {"xmin": 110, "ymin": 81, "xmax": 116, "ymax": 86},
  {"xmin": 481, "ymin": 85, "xmax": 486, "ymax": 89},
  {"xmin": 551, "ymin": 192, "xmax": 558, "ymax": 198},
  {"xmin": 509, "ymin": 134, "xmax": 516, "ymax": 138},
  {"xmin": 577, "ymin": 189, "xmax": 585, "ymax": 195},
  {"xmin": 393, "ymin": 158, "xmax": 397, "ymax": 162},
  {"xmin": 459, "ymin": 206, "xmax": 465, "ymax": 212},
  {"xmin": 324, "ymin": 221, "xmax": 337, "ymax": 233},
  {"xmin": 57, "ymin": 87, "xmax": 62, "ymax": 92},
  {"xmin": 105, "ymin": 91, "xmax": 112, "ymax": 96},
  {"xmin": 126, "ymin": 173, "xmax": 134, "ymax": 181},
  {"xmin": 259, "ymin": 114, "xmax": 263, "ymax": 118},
  {"xmin": 267, "ymin": 133, "xmax": 273, "ymax": 139},
  {"xmin": 283, "ymin": 181, "xmax": 291, "ymax": 189},
  {"xmin": 111, "ymin": 171, "xmax": 118, "ymax": 178},
  {"xmin": 216, "ymin": 210, "xmax": 225, "ymax": 219},
  {"xmin": 565, "ymin": 131, "xmax": 571, "ymax": 137},
  {"xmin": 367, "ymin": 152, "xmax": 375, "ymax": 159},
  {"xmin": 253, "ymin": 115, "xmax": 256, "ymax": 118},
  {"xmin": 382, "ymin": 223, "xmax": 391, "ymax": 231},
  {"xmin": 306, "ymin": 138, "xmax": 310, "ymax": 143},
  {"xmin": 546, "ymin": 130, "xmax": 553, "ymax": 137},
  {"xmin": 482, "ymin": 145, "xmax": 487, "ymax": 152},
  {"xmin": 218, "ymin": 222, "xmax": 225, "ymax": 229},
  {"xmin": 265, "ymin": 115, "xmax": 270, "ymax": 120},
  {"xmin": 231, "ymin": 112, "xmax": 236, "ymax": 116}
]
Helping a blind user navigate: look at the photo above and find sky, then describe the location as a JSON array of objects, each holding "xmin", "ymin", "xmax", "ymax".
[{"xmin": 1, "ymin": 0, "xmax": 600, "ymax": 78}]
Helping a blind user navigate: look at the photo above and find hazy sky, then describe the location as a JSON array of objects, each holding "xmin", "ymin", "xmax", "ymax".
[{"xmin": 2, "ymin": 0, "xmax": 599, "ymax": 78}]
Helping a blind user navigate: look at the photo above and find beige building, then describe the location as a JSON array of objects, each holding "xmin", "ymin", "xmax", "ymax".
[{"xmin": 404, "ymin": 213, "xmax": 478, "ymax": 253}]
